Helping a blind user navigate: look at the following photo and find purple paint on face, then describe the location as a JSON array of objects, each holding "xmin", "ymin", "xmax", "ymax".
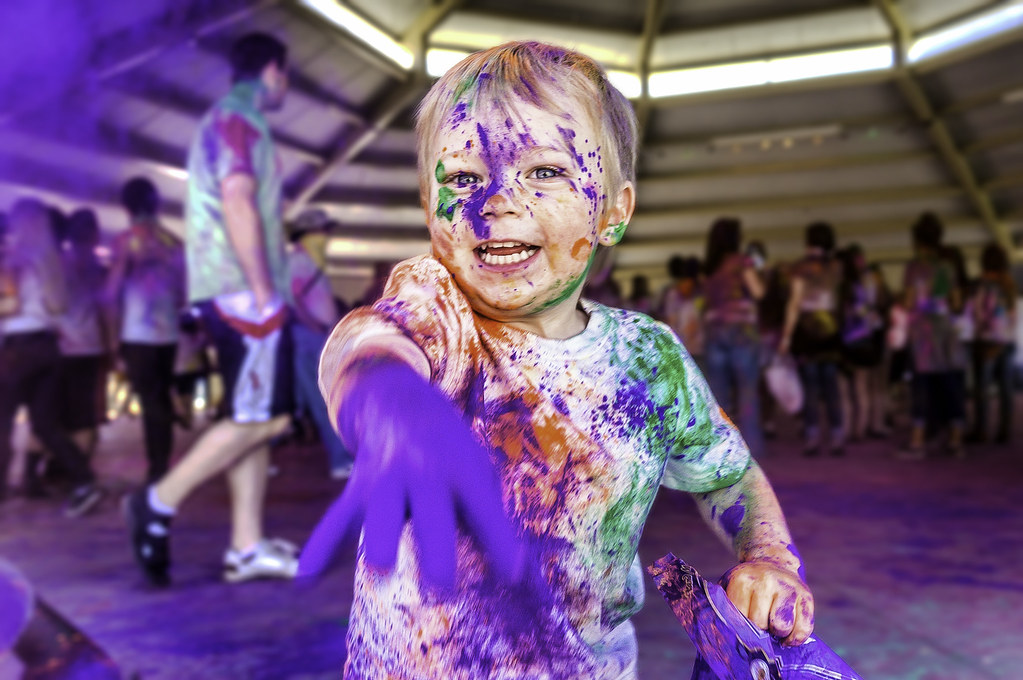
[
  {"xmin": 460, "ymin": 122, "xmax": 504, "ymax": 240},
  {"xmin": 720, "ymin": 502, "xmax": 745, "ymax": 538}
]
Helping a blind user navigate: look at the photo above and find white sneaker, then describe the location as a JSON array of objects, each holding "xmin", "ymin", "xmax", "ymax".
[{"xmin": 223, "ymin": 538, "xmax": 299, "ymax": 583}]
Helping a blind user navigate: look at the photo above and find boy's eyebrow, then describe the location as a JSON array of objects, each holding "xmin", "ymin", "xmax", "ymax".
[{"xmin": 435, "ymin": 145, "xmax": 575, "ymax": 166}]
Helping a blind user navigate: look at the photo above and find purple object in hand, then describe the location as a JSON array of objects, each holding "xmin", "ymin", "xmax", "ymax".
[
  {"xmin": 648, "ymin": 553, "xmax": 863, "ymax": 680},
  {"xmin": 299, "ymin": 360, "xmax": 523, "ymax": 589}
]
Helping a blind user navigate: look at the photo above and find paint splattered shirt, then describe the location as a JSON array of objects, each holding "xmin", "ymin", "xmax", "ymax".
[
  {"xmin": 903, "ymin": 256, "xmax": 962, "ymax": 372},
  {"xmin": 115, "ymin": 224, "xmax": 185, "ymax": 345},
  {"xmin": 184, "ymin": 80, "xmax": 288, "ymax": 303},
  {"xmin": 320, "ymin": 255, "xmax": 751, "ymax": 679}
]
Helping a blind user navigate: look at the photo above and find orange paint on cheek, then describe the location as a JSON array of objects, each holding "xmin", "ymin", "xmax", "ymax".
[{"xmin": 571, "ymin": 237, "xmax": 590, "ymax": 259}]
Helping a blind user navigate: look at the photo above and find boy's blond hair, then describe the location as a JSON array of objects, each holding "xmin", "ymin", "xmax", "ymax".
[{"xmin": 415, "ymin": 41, "xmax": 638, "ymax": 213}]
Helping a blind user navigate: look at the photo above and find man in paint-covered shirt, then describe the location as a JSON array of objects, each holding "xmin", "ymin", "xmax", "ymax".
[
  {"xmin": 124, "ymin": 33, "xmax": 298, "ymax": 587},
  {"xmin": 302, "ymin": 42, "xmax": 814, "ymax": 679}
]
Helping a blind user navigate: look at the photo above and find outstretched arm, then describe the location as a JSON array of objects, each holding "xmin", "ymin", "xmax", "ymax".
[
  {"xmin": 299, "ymin": 338, "xmax": 523, "ymax": 589},
  {"xmin": 692, "ymin": 461, "xmax": 814, "ymax": 645}
]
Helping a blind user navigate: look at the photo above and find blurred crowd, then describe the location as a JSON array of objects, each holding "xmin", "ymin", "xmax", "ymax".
[
  {"xmin": 586, "ymin": 213, "xmax": 1018, "ymax": 460},
  {"xmin": 0, "ymin": 187, "xmax": 376, "ymax": 510}
]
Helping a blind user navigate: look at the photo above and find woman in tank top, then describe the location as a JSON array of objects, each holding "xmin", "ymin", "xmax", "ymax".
[{"xmin": 702, "ymin": 217, "xmax": 765, "ymax": 457}]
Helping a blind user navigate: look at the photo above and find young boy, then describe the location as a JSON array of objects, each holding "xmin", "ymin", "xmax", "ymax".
[{"xmin": 301, "ymin": 41, "xmax": 813, "ymax": 679}]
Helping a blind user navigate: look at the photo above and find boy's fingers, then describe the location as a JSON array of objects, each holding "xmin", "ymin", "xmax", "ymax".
[
  {"xmin": 409, "ymin": 483, "xmax": 457, "ymax": 590},
  {"xmin": 724, "ymin": 577, "xmax": 754, "ymax": 626},
  {"xmin": 298, "ymin": 483, "xmax": 365, "ymax": 578},
  {"xmin": 454, "ymin": 465, "xmax": 522, "ymax": 582},
  {"xmin": 362, "ymin": 478, "xmax": 407, "ymax": 571},
  {"xmin": 768, "ymin": 590, "xmax": 798, "ymax": 641},
  {"xmin": 783, "ymin": 594, "xmax": 815, "ymax": 646},
  {"xmin": 746, "ymin": 588, "xmax": 775, "ymax": 633}
]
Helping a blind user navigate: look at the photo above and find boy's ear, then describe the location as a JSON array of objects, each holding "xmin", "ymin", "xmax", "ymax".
[{"xmin": 598, "ymin": 182, "xmax": 636, "ymax": 247}]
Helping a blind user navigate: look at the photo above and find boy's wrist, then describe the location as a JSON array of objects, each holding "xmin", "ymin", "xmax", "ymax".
[{"xmin": 740, "ymin": 543, "xmax": 806, "ymax": 581}]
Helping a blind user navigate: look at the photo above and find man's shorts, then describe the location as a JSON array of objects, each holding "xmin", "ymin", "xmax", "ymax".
[
  {"xmin": 196, "ymin": 301, "xmax": 294, "ymax": 424},
  {"xmin": 58, "ymin": 355, "xmax": 106, "ymax": 431}
]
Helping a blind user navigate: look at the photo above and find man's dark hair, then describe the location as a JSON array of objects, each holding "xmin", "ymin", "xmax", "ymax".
[
  {"xmin": 66, "ymin": 208, "xmax": 100, "ymax": 247},
  {"xmin": 121, "ymin": 177, "xmax": 159, "ymax": 217},
  {"xmin": 981, "ymin": 243, "xmax": 1009, "ymax": 274},
  {"xmin": 667, "ymin": 255, "xmax": 701, "ymax": 280},
  {"xmin": 805, "ymin": 221, "xmax": 836, "ymax": 253},
  {"xmin": 912, "ymin": 211, "xmax": 944, "ymax": 250},
  {"xmin": 704, "ymin": 216, "xmax": 742, "ymax": 276},
  {"xmin": 230, "ymin": 32, "xmax": 287, "ymax": 83}
]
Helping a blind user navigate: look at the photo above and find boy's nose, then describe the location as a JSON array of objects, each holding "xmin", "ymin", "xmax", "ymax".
[{"xmin": 478, "ymin": 188, "xmax": 522, "ymax": 219}]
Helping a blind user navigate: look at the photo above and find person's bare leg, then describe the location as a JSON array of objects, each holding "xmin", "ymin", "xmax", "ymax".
[
  {"xmin": 853, "ymin": 368, "xmax": 869, "ymax": 440},
  {"xmin": 154, "ymin": 414, "xmax": 289, "ymax": 509},
  {"xmin": 227, "ymin": 443, "xmax": 271, "ymax": 551}
]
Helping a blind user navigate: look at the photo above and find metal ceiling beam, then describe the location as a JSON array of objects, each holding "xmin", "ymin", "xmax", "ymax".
[
  {"xmin": 939, "ymin": 80, "xmax": 1023, "ymax": 118},
  {"xmin": 193, "ymin": 38, "xmax": 366, "ymax": 126},
  {"xmin": 283, "ymin": 0, "xmax": 467, "ymax": 220},
  {"xmin": 287, "ymin": 1, "xmax": 409, "ymax": 81},
  {"xmin": 0, "ymin": 157, "xmax": 185, "ymax": 218},
  {"xmin": 874, "ymin": 0, "xmax": 1012, "ymax": 254},
  {"xmin": 634, "ymin": 0, "xmax": 667, "ymax": 140},
  {"xmin": 400, "ymin": 0, "xmax": 466, "ymax": 74},
  {"xmin": 640, "ymin": 149, "xmax": 933, "ymax": 182},
  {"xmin": 964, "ymin": 127, "xmax": 1023, "ymax": 155},
  {"xmin": 107, "ymin": 74, "xmax": 327, "ymax": 168},
  {"xmin": 635, "ymin": 183, "xmax": 962, "ymax": 218},
  {"xmin": 284, "ymin": 78, "xmax": 426, "ymax": 221},
  {"xmin": 986, "ymin": 171, "xmax": 1023, "ymax": 193},
  {"xmin": 0, "ymin": 0, "xmax": 281, "ymax": 125},
  {"xmin": 644, "ymin": 112, "xmax": 911, "ymax": 150}
]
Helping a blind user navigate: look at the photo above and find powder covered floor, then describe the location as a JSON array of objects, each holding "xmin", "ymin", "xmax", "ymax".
[{"xmin": 0, "ymin": 406, "xmax": 1020, "ymax": 679}]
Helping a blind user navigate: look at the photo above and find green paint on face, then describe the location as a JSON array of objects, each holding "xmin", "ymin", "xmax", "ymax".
[
  {"xmin": 538, "ymin": 246, "xmax": 599, "ymax": 312},
  {"xmin": 435, "ymin": 186, "xmax": 458, "ymax": 222},
  {"xmin": 434, "ymin": 160, "xmax": 446, "ymax": 183}
]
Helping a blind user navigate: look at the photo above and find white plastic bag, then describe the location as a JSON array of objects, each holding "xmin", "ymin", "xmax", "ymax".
[{"xmin": 765, "ymin": 353, "xmax": 803, "ymax": 415}]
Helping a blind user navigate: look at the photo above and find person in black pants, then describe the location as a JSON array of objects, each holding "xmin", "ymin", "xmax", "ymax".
[
  {"xmin": 0, "ymin": 199, "xmax": 103, "ymax": 515},
  {"xmin": 105, "ymin": 178, "xmax": 186, "ymax": 482}
]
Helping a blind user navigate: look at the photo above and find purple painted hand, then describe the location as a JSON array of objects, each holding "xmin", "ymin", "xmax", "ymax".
[{"xmin": 298, "ymin": 359, "xmax": 524, "ymax": 590}]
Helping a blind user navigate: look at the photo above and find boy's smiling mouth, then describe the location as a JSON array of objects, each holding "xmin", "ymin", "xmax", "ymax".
[{"xmin": 474, "ymin": 241, "xmax": 541, "ymax": 267}]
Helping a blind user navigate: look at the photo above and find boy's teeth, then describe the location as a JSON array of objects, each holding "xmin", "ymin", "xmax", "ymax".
[
  {"xmin": 480, "ymin": 249, "xmax": 533, "ymax": 265},
  {"xmin": 477, "ymin": 241, "xmax": 537, "ymax": 265}
]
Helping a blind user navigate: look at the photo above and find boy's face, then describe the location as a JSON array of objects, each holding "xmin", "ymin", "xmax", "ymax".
[{"xmin": 424, "ymin": 96, "xmax": 633, "ymax": 325}]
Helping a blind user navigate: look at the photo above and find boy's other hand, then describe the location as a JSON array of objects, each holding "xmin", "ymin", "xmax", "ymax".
[
  {"xmin": 720, "ymin": 560, "xmax": 814, "ymax": 646},
  {"xmin": 298, "ymin": 359, "xmax": 524, "ymax": 590}
]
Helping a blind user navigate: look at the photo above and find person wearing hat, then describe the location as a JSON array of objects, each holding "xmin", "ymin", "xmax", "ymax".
[{"xmin": 288, "ymin": 209, "xmax": 352, "ymax": 478}]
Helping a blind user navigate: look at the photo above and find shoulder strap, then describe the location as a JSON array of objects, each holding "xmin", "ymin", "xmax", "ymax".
[{"xmin": 298, "ymin": 268, "xmax": 325, "ymax": 300}]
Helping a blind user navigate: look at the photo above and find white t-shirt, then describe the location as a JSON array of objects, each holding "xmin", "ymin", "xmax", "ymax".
[{"xmin": 1, "ymin": 266, "xmax": 54, "ymax": 335}]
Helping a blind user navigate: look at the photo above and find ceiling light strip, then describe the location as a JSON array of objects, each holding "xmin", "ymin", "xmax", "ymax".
[
  {"xmin": 298, "ymin": 0, "xmax": 414, "ymax": 70},
  {"xmin": 649, "ymin": 44, "xmax": 893, "ymax": 98},
  {"xmin": 908, "ymin": 0, "xmax": 1023, "ymax": 63}
]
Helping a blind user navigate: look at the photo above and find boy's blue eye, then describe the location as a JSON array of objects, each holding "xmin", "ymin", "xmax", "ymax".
[
  {"xmin": 532, "ymin": 167, "xmax": 562, "ymax": 180},
  {"xmin": 450, "ymin": 173, "xmax": 479, "ymax": 186}
]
